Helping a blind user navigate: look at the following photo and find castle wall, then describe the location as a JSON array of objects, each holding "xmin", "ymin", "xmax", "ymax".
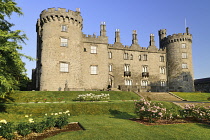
[
  {"xmin": 81, "ymin": 36, "xmax": 109, "ymax": 90},
  {"xmin": 108, "ymin": 44, "xmax": 167, "ymax": 92},
  {"xmin": 33, "ymin": 8, "xmax": 194, "ymax": 92}
]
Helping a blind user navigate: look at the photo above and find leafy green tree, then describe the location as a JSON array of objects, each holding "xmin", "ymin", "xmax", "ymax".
[{"xmin": 0, "ymin": 0, "xmax": 33, "ymax": 97}]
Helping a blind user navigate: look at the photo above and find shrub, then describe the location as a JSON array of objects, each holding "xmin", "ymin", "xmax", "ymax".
[
  {"xmin": 16, "ymin": 122, "xmax": 32, "ymax": 136},
  {"xmin": 55, "ymin": 115, "xmax": 69, "ymax": 129},
  {"xmin": 32, "ymin": 121, "xmax": 46, "ymax": 133},
  {"xmin": 180, "ymin": 104, "xmax": 210, "ymax": 121},
  {"xmin": 135, "ymin": 98, "xmax": 167, "ymax": 122},
  {"xmin": 207, "ymin": 97, "xmax": 210, "ymax": 101},
  {"xmin": 0, "ymin": 122, "xmax": 15, "ymax": 140},
  {"xmin": 45, "ymin": 116, "xmax": 56, "ymax": 128}
]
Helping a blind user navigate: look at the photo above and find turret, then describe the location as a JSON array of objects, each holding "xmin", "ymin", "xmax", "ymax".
[
  {"xmin": 164, "ymin": 27, "xmax": 194, "ymax": 92},
  {"xmin": 36, "ymin": 8, "xmax": 83, "ymax": 91},
  {"xmin": 158, "ymin": 29, "xmax": 167, "ymax": 49}
]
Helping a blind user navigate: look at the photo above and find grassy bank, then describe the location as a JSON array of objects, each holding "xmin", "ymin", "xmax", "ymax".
[
  {"xmin": 5, "ymin": 91, "xmax": 140, "ymax": 103},
  {"xmin": 173, "ymin": 92, "xmax": 210, "ymax": 102}
]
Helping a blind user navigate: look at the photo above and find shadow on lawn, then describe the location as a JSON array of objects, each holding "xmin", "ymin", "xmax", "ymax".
[
  {"xmin": 196, "ymin": 123, "xmax": 210, "ymax": 129},
  {"xmin": 0, "ymin": 95, "xmax": 15, "ymax": 112},
  {"xmin": 109, "ymin": 109, "xmax": 135, "ymax": 119}
]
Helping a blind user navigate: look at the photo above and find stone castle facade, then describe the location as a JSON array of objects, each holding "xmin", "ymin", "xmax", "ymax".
[{"xmin": 32, "ymin": 8, "xmax": 194, "ymax": 92}]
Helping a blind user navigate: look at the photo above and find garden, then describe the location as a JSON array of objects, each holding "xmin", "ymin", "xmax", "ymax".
[{"xmin": 1, "ymin": 91, "xmax": 210, "ymax": 140}]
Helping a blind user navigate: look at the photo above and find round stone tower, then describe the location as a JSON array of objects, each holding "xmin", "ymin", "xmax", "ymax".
[
  {"xmin": 36, "ymin": 8, "xmax": 83, "ymax": 91},
  {"xmin": 159, "ymin": 28, "xmax": 194, "ymax": 92}
]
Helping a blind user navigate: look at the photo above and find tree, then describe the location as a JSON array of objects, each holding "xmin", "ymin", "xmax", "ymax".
[{"xmin": 0, "ymin": 0, "xmax": 33, "ymax": 97}]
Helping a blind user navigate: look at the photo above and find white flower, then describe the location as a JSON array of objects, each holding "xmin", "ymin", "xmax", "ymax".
[
  {"xmin": 45, "ymin": 113, "xmax": 48, "ymax": 116},
  {"xmin": 51, "ymin": 113, "xmax": 54, "ymax": 115},
  {"xmin": 59, "ymin": 112, "xmax": 62, "ymax": 114},
  {"xmin": 0, "ymin": 119, "xmax": 7, "ymax": 124},
  {"xmin": 55, "ymin": 113, "xmax": 58, "ymax": 115},
  {"xmin": 25, "ymin": 115, "xmax": 29, "ymax": 118},
  {"xmin": 68, "ymin": 113, "xmax": 71, "ymax": 116},
  {"xmin": 29, "ymin": 118, "xmax": 34, "ymax": 123}
]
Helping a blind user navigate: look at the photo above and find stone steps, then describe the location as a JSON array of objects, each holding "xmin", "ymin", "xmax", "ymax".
[{"xmin": 138, "ymin": 92, "xmax": 183, "ymax": 101}]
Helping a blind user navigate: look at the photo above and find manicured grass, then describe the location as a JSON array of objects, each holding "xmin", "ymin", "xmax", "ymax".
[
  {"xmin": 173, "ymin": 92, "xmax": 210, "ymax": 102},
  {"xmin": 5, "ymin": 91, "xmax": 140, "ymax": 103},
  {"xmin": 46, "ymin": 115, "xmax": 210, "ymax": 140},
  {"xmin": 3, "ymin": 101, "xmax": 136, "ymax": 118}
]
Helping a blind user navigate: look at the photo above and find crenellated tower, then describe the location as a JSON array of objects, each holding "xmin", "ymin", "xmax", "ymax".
[
  {"xmin": 36, "ymin": 8, "xmax": 83, "ymax": 91},
  {"xmin": 159, "ymin": 28, "xmax": 194, "ymax": 92}
]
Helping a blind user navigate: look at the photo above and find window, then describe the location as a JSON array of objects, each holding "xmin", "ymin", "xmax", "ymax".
[
  {"xmin": 91, "ymin": 46, "xmax": 97, "ymax": 53},
  {"xmin": 139, "ymin": 55, "xmax": 141, "ymax": 61},
  {"xmin": 60, "ymin": 62, "xmax": 69, "ymax": 72},
  {"xmin": 109, "ymin": 64, "xmax": 112, "ymax": 72},
  {"xmin": 125, "ymin": 79, "xmax": 132, "ymax": 85},
  {"xmin": 90, "ymin": 65, "xmax": 98, "ymax": 74},
  {"xmin": 160, "ymin": 56, "xmax": 164, "ymax": 62},
  {"xmin": 60, "ymin": 38, "xmax": 68, "ymax": 47},
  {"xmin": 182, "ymin": 53, "xmax": 187, "ymax": 59},
  {"xmin": 141, "ymin": 80, "xmax": 148, "ymax": 86},
  {"xmin": 124, "ymin": 64, "xmax": 130, "ymax": 71},
  {"xmin": 160, "ymin": 81, "xmax": 166, "ymax": 86},
  {"xmin": 143, "ymin": 54, "xmax": 148, "ymax": 61},
  {"xmin": 183, "ymin": 75, "xmax": 188, "ymax": 81},
  {"xmin": 108, "ymin": 51, "xmax": 112, "ymax": 59},
  {"xmin": 130, "ymin": 54, "xmax": 133, "ymax": 60},
  {"xmin": 142, "ymin": 65, "xmax": 148, "ymax": 72},
  {"xmin": 181, "ymin": 43, "xmax": 186, "ymax": 49},
  {"xmin": 160, "ymin": 67, "xmax": 165, "ymax": 74},
  {"xmin": 61, "ymin": 25, "xmax": 67, "ymax": 32},
  {"xmin": 182, "ymin": 63, "xmax": 188, "ymax": 69},
  {"xmin": 124, "ymin": 53, "xmax": 129, "ymax": 60}
]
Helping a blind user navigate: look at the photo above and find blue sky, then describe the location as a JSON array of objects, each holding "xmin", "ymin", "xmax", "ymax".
[{"xmin": 10, "ymin": 0, "xmax": 210, "ymax": 79}]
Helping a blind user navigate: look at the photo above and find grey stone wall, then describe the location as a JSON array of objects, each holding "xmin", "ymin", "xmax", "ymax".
[{"xmin": 33, "ymin": 8, "xmax": 194, "ymax": 92}]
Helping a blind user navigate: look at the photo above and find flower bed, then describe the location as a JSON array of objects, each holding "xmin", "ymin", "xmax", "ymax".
[
  {"xmin": 0, "ymin": 110, "xmax": 72, "ymax": 140},
  {"xmin": 73, "ymin": 93, "xmax": 110, "ymax": 101},
  {"xmin": 135, "ymin": 98, "xmax": 210, "ymax": 124}
]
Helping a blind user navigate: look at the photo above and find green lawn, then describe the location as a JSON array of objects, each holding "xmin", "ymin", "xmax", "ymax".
[
  {"xmin": 1, "ymin": 91, "xmax": 210, "ymax": 139},
  {"xmin": 46, "ymin": 115, "xmax": 210, "ymax": 140},
  {"xmin": 172, "ymin": 92, "xmax": 210, "ymax": 102},
  {"xmin": 5, "ymin": 91, "xmax": 140, "ymax": 103}
]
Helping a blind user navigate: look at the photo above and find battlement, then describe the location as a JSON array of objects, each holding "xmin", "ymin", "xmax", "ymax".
[
  {"xmin": 166, "ymin": 33, "xmax": 192, "ymax": 43},
  {"xmin": 38, "ymin": 8, "xmax": 83, "ymax": 29},
  {"xmin": 82, "ymin": 34, "xmax": 108, "ymax": 44},
  {"xmin": 108, "ymin": 43, "xmax": 165, "ymax": 53}
]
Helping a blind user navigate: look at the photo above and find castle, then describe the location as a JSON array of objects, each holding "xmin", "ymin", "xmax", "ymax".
[{"xmin": 32, "ymin": 8, "xmax": 194, "ymax": 92}]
